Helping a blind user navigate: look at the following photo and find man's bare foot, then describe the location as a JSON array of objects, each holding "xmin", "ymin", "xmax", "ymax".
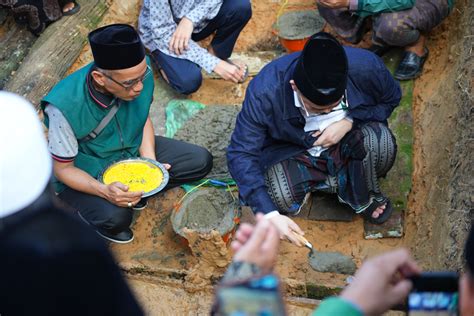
[{"xmin": 372, "ymin": 203, "xmax": 386, "ymax": 219}]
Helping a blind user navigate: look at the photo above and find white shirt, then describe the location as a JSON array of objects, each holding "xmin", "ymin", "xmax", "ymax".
[
  {"xmin": 293, "ymin": 91, "xmax": 349, "ymax": 157},
  {"xmin": 139, "ymin": 0, "xmax": 223, "ymax": 73}
]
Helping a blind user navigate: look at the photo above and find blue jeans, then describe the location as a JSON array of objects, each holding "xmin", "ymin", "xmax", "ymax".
[{"xmin": 151, "ymin": 0, "xmax": 252, "ymax": 94}]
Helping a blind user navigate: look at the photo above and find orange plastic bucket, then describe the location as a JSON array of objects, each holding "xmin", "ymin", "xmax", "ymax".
[{"xmin": 279, "ymin": 36, "xmax": 311, "ymax": 53}]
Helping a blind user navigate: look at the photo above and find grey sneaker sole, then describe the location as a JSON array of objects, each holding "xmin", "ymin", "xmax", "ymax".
[
  {"xmin": 96, "ymin": 230, "xmax": 134, "ymax": 244},
  {"xmin": 132, "ymin": 202, "xmax": 148, "ymax": 211}
]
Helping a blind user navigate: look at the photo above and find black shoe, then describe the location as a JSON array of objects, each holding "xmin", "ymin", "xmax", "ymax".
[
  {"xmin": 394, "ymin": 48, "xmax": 429, "ymax": 81},
  {"xmin": 132, "ymin": 199, "xmax": 148, "ymax": 211},
  {"xmin": 97, "ymin": 228, "xmax": 134, "ymax": 244},
  {"xmin": 367, "ymin": 44, "xmax": 392, "ymax": 57},
  {"xmin": 77, "ymin": 211, "xmax": 134, "ymax": 244}
]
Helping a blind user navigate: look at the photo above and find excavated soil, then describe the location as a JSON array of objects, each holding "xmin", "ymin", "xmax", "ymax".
[
  {"xmin": 183, "ymin": 228, "xmax": 232, "ymax": 290},
  {"xmin": 61, "ymin": 0, "xmax": 473, "ymax": 314},
  {"xmin": 0, "ymin": 0, "xmax": 468, "ymax": 313},
  {"xmin": 404, "ymin": 0, "xmax": 473, "ymax": 270}
]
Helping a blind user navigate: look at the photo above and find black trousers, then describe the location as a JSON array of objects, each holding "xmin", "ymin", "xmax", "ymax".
[{"xmin": 58, "ymin": 136, "xmax": 213, "ymax": 234}]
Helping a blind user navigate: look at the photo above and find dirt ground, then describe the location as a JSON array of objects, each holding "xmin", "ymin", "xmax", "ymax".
[
  {"xmin": 63, "ymin": 0, "xmax": 471, "ymax": 314},
  {"xmin": 404, "ymin": 0, "xmax": 473, "ymax": 270},
  {"xmin": 1, "ymin": 0, "xmax": 470, "ymax": 314}
]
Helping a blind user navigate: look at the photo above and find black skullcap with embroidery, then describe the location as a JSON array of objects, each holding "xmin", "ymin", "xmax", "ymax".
[
  {"xmin": 88, "ymin": 24, "xmax": 145, "ymax": 70},
  {"xmin": 293, "ymin": 32, "xmax": 348, "ymax": 106}
]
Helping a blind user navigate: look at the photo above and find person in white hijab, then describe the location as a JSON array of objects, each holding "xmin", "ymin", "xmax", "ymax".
[
  {"xmin": 0, "ymin": 92, "xmax": 143, "ymax": 316},
  {"xmin": 0, "ymin": 92, "xmax": 52, "ymax": 216}
]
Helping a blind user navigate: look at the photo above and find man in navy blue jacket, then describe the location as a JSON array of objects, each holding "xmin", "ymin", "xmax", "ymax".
[{"xmin": 227, "ymin": 32, "xmax": 401, "ymax": 242}]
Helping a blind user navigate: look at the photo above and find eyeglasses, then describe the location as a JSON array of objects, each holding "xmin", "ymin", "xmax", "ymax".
[
  {"xmin": 298, "ymin": 90, "xmax": 348, "ymax": 117},
  {"xmin": 101, "ymin": 65, "xmax": 152, "ymax": 90}
]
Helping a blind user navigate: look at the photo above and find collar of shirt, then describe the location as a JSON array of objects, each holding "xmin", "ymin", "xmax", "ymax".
[
  {"xmin": 293, "ymin": 91, "xmax": 347, "ymax": 132},
  {"xmin": 86, "ymin": 67, "xmax": 115, "ymax": 109},
  {"xmin": 293, "ymin": 90, "xmax": 303, "ymax": 109}
]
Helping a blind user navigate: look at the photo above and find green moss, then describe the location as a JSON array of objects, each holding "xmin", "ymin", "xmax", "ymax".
[
  {"xmin": 306, "ymin": 283, "xmax": 342, "ymax": 300},
  {"xmin": 378, "ymin": 50, "xmax": 414, "ymax": 213},
  {"xmin": 127, "ymin": 266, "xmax": 186, "ymax": 280},
  {"xmin": 84, "ymin": 1, "xmax": 108, "ymax": 29},
  {"xmin": 128, "ymin": 266, "xmax": 152, "ymax": 275}
]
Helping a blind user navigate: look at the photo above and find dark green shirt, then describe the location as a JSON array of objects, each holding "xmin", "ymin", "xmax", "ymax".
[
  {"xmin": 349, "ymin": 0, "xmax": 453, "ymax": 18},
  {"xmin": 41, "ymin": 59, "xmax": 154, "ymax": 193}
]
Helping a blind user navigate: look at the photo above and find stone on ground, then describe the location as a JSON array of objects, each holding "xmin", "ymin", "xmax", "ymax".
[
  {"xmin": 308, "ymin": 250, "xmax": 357, "ymax": 275},
  {"xmin": 297, "ymin": 193, "xmax": 354, "ymax": 222},
  {"xmin": 203, "ymin": 50, "xmax": 283, "ymax": 79}
]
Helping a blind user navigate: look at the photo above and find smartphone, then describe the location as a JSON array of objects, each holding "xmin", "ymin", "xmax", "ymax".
[
  {"xmin": 408, "ymin": 272, "xmax": 459, "ymax": 316},
  {"xmin": 212, "ymin": 274, "xmax": 286, "ymax": 316}
]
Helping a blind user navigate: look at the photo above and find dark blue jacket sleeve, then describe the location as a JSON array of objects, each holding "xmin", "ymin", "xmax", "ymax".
[
  {"xmin": 349, "ymin": 56, "xmax": 401, "ymax": 123},
  {"xmin": 227, "ymin": 89, "xmax": 278, "ymax": 214}
]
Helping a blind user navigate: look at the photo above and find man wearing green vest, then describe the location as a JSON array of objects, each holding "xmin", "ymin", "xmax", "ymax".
[{"xmin": 41, "ymin": 24, "xmax": 213, "ymax": 244}]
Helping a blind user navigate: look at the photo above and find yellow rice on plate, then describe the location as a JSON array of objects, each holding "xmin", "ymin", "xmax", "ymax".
[{"xmin": 102, "ymin": 160, "xmax": 163, "ymax": 193}]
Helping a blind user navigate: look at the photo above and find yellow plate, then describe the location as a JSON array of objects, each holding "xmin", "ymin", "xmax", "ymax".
[{"xmin": 100, "ymin": 158, "xmax": 169, "ymax": 196}]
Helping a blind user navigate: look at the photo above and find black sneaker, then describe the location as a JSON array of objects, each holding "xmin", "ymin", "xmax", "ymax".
[
  {"xmin": 97, "ymin": 228, "xmax": 134, "ymax": 244},
  {"xmin": 132, "ymin": 199, "xmax": 148, "ymax": 211},
  {"xmin": 394, "ymin": 48, "xmax": 429, "ymax": 81},
  {"xmin": 77, "ymin": 211, "xmax": 134, "ymax": 244}
]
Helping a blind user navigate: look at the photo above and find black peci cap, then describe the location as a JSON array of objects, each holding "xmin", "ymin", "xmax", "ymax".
[
  {"xmin": 293, "ymin": 32, "xmax": 348, "ymax": 106},
  {"xmin": 88, "ymin": 24, "xmax": 145, "ymax": 70}
]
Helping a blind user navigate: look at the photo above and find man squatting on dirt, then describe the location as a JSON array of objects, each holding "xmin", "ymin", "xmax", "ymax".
[
  {"xmin": 41, "ymin": 24, "xmax": 212, "ymax": 244},
  {"xmin": 316, "ymin": 0, "xmax": 453, "ymax": 80},
  {"xmin": 228, "ymin": 32, "xmax": 401, "ymax": 244},
  {"xmin": 138, "ymin": 0, "xmax": 252, "ymax": 94}
]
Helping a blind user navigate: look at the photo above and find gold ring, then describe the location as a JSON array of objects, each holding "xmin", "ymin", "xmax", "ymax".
[{"xmin": 127, "ymin": 202, "xmax": 132, "ymax": 208}]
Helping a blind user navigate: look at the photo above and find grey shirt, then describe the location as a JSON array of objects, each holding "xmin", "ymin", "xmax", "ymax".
[
  {"xmin": 138, "ymin": 0, "xmax": 223, "ymax": 73},
  {"xmin": 44, "ymin": 104, "xmax": 78, "ymax": 161}
]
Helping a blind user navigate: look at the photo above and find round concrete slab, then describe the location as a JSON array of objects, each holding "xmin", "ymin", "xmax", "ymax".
[
  {"xmin": 171, "ymin": 187, "xmax": 239, "ymax": 236},
  {"xmin": 276, "ymin": 11, "xmax": 325, "ymax": 40}
]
